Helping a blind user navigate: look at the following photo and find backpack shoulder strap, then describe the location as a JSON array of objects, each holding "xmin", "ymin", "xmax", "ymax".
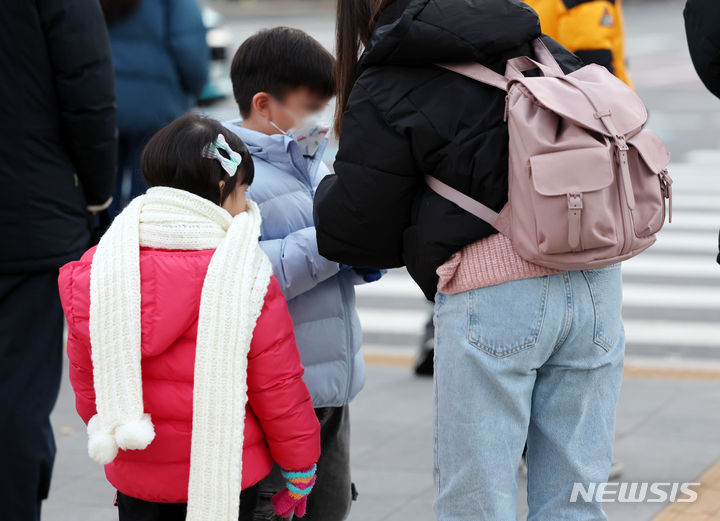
[
  {"xmin": 531, "ymin": 38, "xmax": 565, "ymax": 75},
  {"xmin": 425, "ymin": 175, "xmax": 500, "ymax": 227},
  {"xmin": 436, "ymin": 63, "xmax": 508, "ymax": 91},
  {"xmin": 437, "ymin": 37, "xmax": 562, "ymax": 90}
]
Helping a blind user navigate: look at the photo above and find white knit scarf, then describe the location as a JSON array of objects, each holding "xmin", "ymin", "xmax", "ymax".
[{"xmin": 88, "ymin": 186, "xmax": 272, "ymax": 521}]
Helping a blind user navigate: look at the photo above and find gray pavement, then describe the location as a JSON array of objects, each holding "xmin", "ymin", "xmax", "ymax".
[
  {"xmin": 44, "ymin": 363, "xmax": 720, "ymax": 521},
  {"xmin": 350, "ymin": 368, "xmax": 720, "ymax": 521}
]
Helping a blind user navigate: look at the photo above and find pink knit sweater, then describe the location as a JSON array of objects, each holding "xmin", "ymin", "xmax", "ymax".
[{"xmin": 436, "ymin": 233, "xmax": 561, "ymax": 294}]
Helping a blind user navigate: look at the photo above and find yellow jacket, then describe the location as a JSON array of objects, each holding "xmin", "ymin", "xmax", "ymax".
[{"xmin": 525, "ymin": 0, "xmax": 632, "ymax": 87}]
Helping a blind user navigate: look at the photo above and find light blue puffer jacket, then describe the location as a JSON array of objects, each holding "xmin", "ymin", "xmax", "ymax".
[{"xmin": 225, "ymin": 122, "xmax": 365, "ymax": 408}]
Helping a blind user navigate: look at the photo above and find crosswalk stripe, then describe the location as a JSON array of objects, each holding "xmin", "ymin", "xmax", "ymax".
[
  {"xmin": 623, "ymin": 284, "xmax": 720, "ymax": 308},
  {"xmin": 358, "ymin": 278, "xmax": 720, "ymax": 309},
  {"xmin": 655, "ymin": 232, "xmax": 718, "ymax": 247},
  {"xmin": 661, "ymin": 214, "xmax": 720, "ymax": 230},
  {"xmin": 357, "ymin": 258, "xmax": 720, "ymax": 300},
  {"xmin": 622, "ymin": 254, "xmax": 720, "ymax": 277},
  {"xmin": 357, "ymin": 308, "xmax": 720, "ymax": 348},
  {"xmin": 356, "ymin": 277, "xmax": 425, "ymax": 299},
  {"xmin": 624, "ymin": 321, "xmax": 720, "ymax": 348}
]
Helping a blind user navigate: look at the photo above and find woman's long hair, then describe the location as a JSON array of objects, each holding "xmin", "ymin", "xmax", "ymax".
[
  {"xmin": 100, "ymin": 0, "xmax": 141, "ymax": 25},
  {"xmin": 334, "ymin": 0, "xmax": 395, "ymax": 135}
]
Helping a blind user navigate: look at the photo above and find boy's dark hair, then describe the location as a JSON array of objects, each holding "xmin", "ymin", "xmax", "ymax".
[
  {"xmin": 231, "ymin": 27, "xmax": 336, "ymax": 117},
  {"xmin": 141, "ymin": 113, "xmax": 254, "ymax": 206}
]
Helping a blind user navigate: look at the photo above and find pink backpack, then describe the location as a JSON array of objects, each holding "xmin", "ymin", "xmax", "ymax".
[{"xmin": 427, "ymin": 38, "xmax": 673, "ymax": 271}]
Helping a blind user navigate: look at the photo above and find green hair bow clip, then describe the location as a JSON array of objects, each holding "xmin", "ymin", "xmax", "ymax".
[{"xmin": 202, "ymin": 134, "xmax": 242, "ymax": 177}]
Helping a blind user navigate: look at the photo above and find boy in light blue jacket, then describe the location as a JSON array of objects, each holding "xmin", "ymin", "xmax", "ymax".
[{"xmin": 225, "ymin": 27, "xmax": 381, "ymax": 521}]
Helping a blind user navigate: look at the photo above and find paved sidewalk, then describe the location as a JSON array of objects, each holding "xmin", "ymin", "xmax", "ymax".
[
  {"xmin": 43, "ymin": 359, "xmax": 720, "ymax": 521},
  {"xmin": 349, "ymin": 366, "xmax": 720, "ymax": 521}
]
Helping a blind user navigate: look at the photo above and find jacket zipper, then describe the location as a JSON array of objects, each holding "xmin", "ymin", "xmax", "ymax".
[
  {"xmin": 307, "ymin": 138, "xmax": 329, "ymax": 196},
  {"xmin": 288, "ymin": 141, "xmax": 315, "ymax": 195},
  {"xmin": 660, "ymin": 169, "xmax": 673, "ymax": 223}
]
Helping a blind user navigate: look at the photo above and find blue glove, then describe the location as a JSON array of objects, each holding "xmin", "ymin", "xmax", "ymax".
[
  {"xmin": 353, "ymin": 268, "xmax": 386, "ymax": 283},
  {"xmin": 339, "ymin": 263, "xmax": 354, "ymax": 271}
]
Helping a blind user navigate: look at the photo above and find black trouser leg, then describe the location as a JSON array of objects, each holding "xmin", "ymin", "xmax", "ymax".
[
  {"xmin": 414, "ymin": 312, "xmax": 435, "ymax": 376},
  {"xmin": 117, "ymin": 492, "xmax": 187, "ymax": 521},
  {"xmin": 117, "ymin": 486, "xmax": 259, "ymax": 521},
  {"xmin": 304, "ymin": 406, "xmax": 353, "ymax": 521},
  {"xmin": 251, "ymin": 406, "xmax": 354, "ymax": 521},
  {"xmin": 0, "ymin": 271, "xmax": 64, "ymax": 521}
]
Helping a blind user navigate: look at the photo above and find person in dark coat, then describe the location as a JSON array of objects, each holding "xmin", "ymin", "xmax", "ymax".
[
  {"xmin": 102, "ymin": 0, "xmax": 209, "ymax": 216},
  {"xmin": 684, "ymin": 0, "xmax": 720, "ymax": 264},
  {"xmin": 0, "ymin": 0, "xmax": 116, "ymax": 518},
  {"xmin": 315, "ymin": 1, "xmax": 628, "ymax": 519}
]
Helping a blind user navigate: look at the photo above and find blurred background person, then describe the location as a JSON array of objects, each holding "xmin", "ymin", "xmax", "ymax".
[
  {"xmin": 101, "ymin": 0, "xmax": 209, "ymax": 217},
  {"xmin": 685, "ymin": 0, "xmax": 720, "ymax": 266},
  {"xmin": 525, "ymin": 0, "xmax": 633, "ymax": 86},
  {"xmin": 0, "ymin": 0, "xmax": 117, "ymax": 519}
]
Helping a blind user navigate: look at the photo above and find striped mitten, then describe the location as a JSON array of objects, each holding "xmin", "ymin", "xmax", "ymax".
[{"xmin": 271, "ymin": 465, "xmax": 317, "ymax": 518}]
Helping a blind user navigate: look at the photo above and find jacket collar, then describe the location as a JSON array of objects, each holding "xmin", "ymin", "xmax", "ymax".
[
  {"xmin": 224, "ymin": 119, "xmax": 329, "ymax": 186},
  {"xmin": 224, "ymin": 120, "xmax": 295, "ymax": 165}
]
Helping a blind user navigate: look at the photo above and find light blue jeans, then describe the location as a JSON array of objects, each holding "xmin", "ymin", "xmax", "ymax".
[{"xmin": 433, "ymin": 266, "xmax": 625, "ymax": 521}]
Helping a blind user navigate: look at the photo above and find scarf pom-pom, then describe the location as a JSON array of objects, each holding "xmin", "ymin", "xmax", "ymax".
[
  {"xmin": 87, "ymin": 415, "xmax": 119, "ymax": 464},
  {"xmin": 115, "ymin": 413, "xmax": 155, "ymax": 450}
]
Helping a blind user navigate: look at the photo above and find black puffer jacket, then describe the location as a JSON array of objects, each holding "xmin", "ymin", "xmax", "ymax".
[
  {"xmin": 0, "ymin": 0, "xmax": 116, "ymax": 272},
  {"xmin": 684, "ymin": 0, "xmax": 720, "ymax": 264},
  {"xmin": 314, "ymin": 0, "xmax": 582, "ymax": 300}
]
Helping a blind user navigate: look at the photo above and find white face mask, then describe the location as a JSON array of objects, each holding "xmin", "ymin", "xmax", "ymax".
[
  {"xmin": 268, "ymin": 101, "xmax": 330, "ymax": 157},
  {"xmin": 286, "ymin": 114, "xmax": 330, "ymax": 157}
]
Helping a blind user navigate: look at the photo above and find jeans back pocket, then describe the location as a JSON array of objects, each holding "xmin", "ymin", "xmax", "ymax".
[
  {"xmin": 467, "ymin": 276, "xmax": 550, "ymax": 358},
  {"xmin": 582, "ymin": 264, "xmax": 623, "ymax": 351}
]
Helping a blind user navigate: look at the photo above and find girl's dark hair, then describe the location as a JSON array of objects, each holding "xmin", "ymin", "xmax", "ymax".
[
  {"xmin": 141, "ymin": 114, "xmax": 254, "ymax": 206},
  {"xmin": 334, "ymin": 0, "xmax": 395, "ymax": 135},
  {"xmin": 100, "ymin": 0, "xmax": 141, "ymax": 25},
  {"xmin": 231, "ymin": 27, "xmax": 336, "ymax": 118}
]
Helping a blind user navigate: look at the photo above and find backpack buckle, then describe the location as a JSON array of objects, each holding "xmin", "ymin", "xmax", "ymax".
[
  {"xmin": 567, "ymin": 193, "xmax": 583, "ymax": 210},
  {"xmin": 615, "ymin": 134, "xmax": 629, "ymax": 152}
]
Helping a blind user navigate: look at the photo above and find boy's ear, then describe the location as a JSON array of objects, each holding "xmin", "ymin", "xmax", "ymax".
[{"xmin": 251, "ymin": 92, "xmax": 272, "ymax": 120}]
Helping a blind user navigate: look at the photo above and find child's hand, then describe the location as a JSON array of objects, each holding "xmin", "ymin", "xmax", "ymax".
[{"xmin": 271, "ymin": 465, "xmax": 317, "ymax": 518}]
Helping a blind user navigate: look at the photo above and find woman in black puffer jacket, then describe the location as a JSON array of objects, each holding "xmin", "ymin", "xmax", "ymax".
[
  {"xmin": 316, "ymin": 0, "xmax": 583, "ymax": 300},
  {"xmin": 315, "ymin": 1, "xmax": 628, "ymax": 519}
]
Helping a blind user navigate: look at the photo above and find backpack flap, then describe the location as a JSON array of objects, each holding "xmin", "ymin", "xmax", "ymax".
[
  {"xmin": 628, "ymin": 129, "xmax": 671, "ymax": 173},
  {"xmin": 529, "ymin": 146, "xmax": 617, "ymax": 254},
  {"xmin": 628, "ymin": 129, "xmax": 674, "ymax": 229},
  {"xmin": 510, "ymin": 64, "xmax": 648, "ymax": 139}
]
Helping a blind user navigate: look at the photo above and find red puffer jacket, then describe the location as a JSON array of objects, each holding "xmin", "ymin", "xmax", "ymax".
[{"xmin": 58, "ymin": 246, "xmax": 321, "ymax": 503}]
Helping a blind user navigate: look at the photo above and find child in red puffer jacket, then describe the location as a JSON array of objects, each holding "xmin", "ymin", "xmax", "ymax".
[{"xmin": 58, "ymin": 114, "xmax": 320, "ymax": 521}]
